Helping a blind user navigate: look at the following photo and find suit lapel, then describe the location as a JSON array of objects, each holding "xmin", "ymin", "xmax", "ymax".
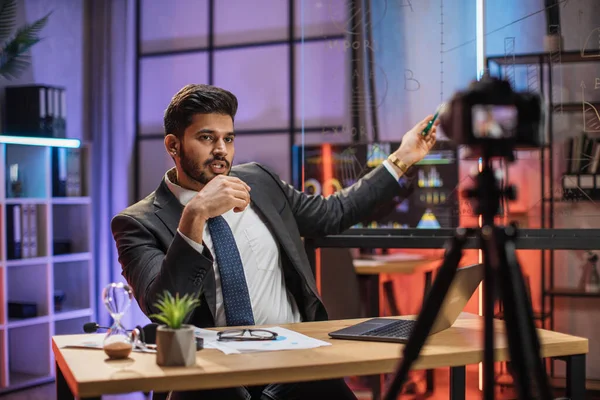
[
  {"xmin": 154, "ymin": 202, "xmax": 183, "ymax": 237},
  {"xmin": 153, "ymin": 180, "xmax": 218, "ymax": 321}
]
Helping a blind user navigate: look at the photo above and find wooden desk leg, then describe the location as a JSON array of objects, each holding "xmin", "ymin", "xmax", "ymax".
[
  {"xmin": 368, "ymin": 375, "xmax": 382, "ymax": 400},
  {"xmin": 565, "ymin": 354, "xmax": 586, "ymax": 400},
  {"xmin": 424, "ymin": 270, "xmax": 435, "ymax": 394},
  {"xmin": 359, "ymin": 275, "xmax": 380, "ymax": 318},
  {"xmin": 56, "ymin": 362, "xmax": 101, "ymax": 400},
  {"xmin": 56, "ymin": 362, "xmax": 75, "ymax": 400},
  {"xmin": 383, "ymin": 280, "xmax": 401, "ymax": 315},
  {"xmin": 449, "ymin": 366, "xmax": 466, "ymax": 400}
]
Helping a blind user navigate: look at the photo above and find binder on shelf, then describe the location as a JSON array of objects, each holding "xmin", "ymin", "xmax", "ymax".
[
  {"xmin": 52, "ymin": 147, "xmax": 82, "ymax": 197},
  {"xmin": 590, "ymin": 141, "xmax": 600, "ymax": 174},
  {"xmin": 51, "ymin": 147, "xmax": 68, "ymax": 197},
  {"xmin": 21, "ymin": 204, "xmax": 30, "ymax": 258},
  {"xmin": 6, "ymin": 204, "xmax": 22, "ymax": 260},
  {"xmin": 565, "ymin": 133, "xmax": 600, "ymax": 174},
  {"xmin": 29, "ymin": 204, "xmax": 38, "ymax": 257},
  {"xmin": 4, "ymin": 85, "xmax": 67, "ymax": 138},
  {"xmin": 66, "ymin": 148, "xmax": 82, "ymax": 196},
  {"xmin": 4, "ymin": 204, "xmax": 38, "ymax": 259},
  {"xmin": 23, "ymin": 204, "xmax": 38, "ymax": 258},
  {"xmin": 562, "ymin": 173, "xmax": 600, "ymax": 201}
]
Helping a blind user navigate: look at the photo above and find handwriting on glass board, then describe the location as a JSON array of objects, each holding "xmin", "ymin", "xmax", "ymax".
[
  {"xmin": 328, "ymin": 40, "xmax": 376, "ymax": 52},
  {"xmin": 404, "ymin": 69, "xmax": 420, "ymax": 91},
  {"xmin": 399, "ymin": 0, "xmax": 414, "ymax": 12}
]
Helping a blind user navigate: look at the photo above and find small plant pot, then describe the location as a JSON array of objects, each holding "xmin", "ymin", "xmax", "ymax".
[{"xmin": 155, "ymin": 324, "xmax": 197, "ymax": 367}]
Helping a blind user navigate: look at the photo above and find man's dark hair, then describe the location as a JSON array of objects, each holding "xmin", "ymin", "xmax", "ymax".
[{"xmin": 163, "ymin": 84, "xmax": 238, "ymax": 138}]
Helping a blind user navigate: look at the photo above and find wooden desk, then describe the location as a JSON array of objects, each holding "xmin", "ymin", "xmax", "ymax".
[
  {"xmin": 353, "ymin": 253, "xmax": 441, "ymax": 276},
  {"xmin": 52, "ymin": 313, "xmax": 588, "ymax": 400}
]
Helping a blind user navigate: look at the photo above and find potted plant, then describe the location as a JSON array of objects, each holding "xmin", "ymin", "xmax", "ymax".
[
  {"xmin": 0, "ymin": 0, "xmax": 51, "ymax": 81},
  {"xmin": 150, "ymin": 290, "xmax": 201, "ymax": 367}
]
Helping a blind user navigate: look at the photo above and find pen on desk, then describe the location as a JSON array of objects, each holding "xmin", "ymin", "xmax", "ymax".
[{"xmin": 421, "ymin": 103, "xmax": 445, "ymax": 136}]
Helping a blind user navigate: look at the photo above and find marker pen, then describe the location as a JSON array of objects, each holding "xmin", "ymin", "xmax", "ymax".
[{"xmin": 421, "ymin": 103, "xmax": 446, "ymax": 136}]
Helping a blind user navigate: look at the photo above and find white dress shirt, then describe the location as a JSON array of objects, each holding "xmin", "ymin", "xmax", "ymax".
[
  {"xmin": 166, "ymin": 160, "xmax": 401, "ymax": 327},
  {"xmin": 166, "ymin": 171, "xmax": 302, "ymax": 327}
]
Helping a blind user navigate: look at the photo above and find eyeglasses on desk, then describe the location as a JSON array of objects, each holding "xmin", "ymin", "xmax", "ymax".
[{"xmin": 217, "ymin": 328, "xmax": 278, "ymax": 341}]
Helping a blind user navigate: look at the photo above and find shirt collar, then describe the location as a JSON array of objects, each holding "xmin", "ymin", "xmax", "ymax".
[{"xmin": 164, "ymin": 168, "xmax": 197, "ymax": 206}]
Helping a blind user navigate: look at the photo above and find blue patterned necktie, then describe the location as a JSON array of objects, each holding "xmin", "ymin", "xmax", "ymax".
[{"xmin": 207, "ymin": 215, "xmax": 255, "ymax": 326}]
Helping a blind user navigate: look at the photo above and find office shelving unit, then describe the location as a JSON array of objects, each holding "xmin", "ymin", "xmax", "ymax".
[
  {"xmin": 486, "ymin": 50, "xmax": 600, "ymax": 389},
  {"xmin": 486, "ymin": 50, "xmax": 600, "ymax": 329},
  {"xmin": 0, "ymin": 141, "xmax": 95, "ymax": 393}
]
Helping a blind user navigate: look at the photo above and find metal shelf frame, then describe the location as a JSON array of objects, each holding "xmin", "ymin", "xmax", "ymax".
[
  {"xmin": 486, "ymin": 50, "xmax": 600, "ymax": 339},
  {"xmin": 306, "ymin": 228, "xmax": 600, "ymax": 252}
]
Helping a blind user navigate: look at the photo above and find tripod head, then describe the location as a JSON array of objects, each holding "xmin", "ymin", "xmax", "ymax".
[
  {"xmin": 439, "ymin": 74, "xmax": 546, "ymax": 161},
  {"xmin": 439, "ymin": 74, "xmax": 545, "ymax": 225}
]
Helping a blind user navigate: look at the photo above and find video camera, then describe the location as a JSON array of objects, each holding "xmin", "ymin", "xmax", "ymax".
[{"xmin": 440, "ymin": 75, "xmax": 545, "ymax": 160}]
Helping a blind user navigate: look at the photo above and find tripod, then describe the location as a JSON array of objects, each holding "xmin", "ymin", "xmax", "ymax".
[{"xmin": 383, "ymin": 156, "xmax": 553, "ymax": 400}]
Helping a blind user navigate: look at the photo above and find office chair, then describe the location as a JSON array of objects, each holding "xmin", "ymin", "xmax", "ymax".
[{"xmin": 319, "ymin": 248, "xmax": 363, "ymax": 320}]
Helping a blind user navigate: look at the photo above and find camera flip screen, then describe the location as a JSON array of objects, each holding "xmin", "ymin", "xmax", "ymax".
[{"xmin": 472, "ymin": 104, "xmax": 518, "ymax": 139}]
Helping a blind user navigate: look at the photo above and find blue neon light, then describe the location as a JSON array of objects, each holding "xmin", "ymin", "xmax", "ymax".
[{"xmin": 0, "ymin": 135, "xmax": 81, "ymax": 148}]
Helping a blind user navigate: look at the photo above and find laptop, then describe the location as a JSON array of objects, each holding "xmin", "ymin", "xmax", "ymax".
[{"xmin": 328, "ymin": 263, "xmax": 484, "ymax": 343}]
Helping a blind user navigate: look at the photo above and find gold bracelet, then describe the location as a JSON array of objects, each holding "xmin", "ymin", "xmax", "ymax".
[{"xmin": 387, "ymin": 154, "xmax": 410, "ymax": 174}]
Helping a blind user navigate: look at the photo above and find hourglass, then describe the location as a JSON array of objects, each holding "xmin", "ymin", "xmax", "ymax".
[{"xmin": 102, "ymin": 282, "xmax": 133, "ymax": 359}]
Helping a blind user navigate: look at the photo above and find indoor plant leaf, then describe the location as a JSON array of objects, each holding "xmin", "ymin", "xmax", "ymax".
[
  {"xmin": 0, "ymin": 53, "xmax": 27, "ymax": 80},
  {"xmin": 149, "ymin": 290, "xmax": 201, "ymax": 330},
  {"xmin": 0, "ymin": 10, "xmax": 50, "ymax": 80},
  {"xmin": 0, "ymin": 0, "xmax": 17, "ymax": 43}
]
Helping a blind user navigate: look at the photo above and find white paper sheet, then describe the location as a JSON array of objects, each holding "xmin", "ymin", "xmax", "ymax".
[
  {"xmin": 64, "ymin": 333, "xmax": 157, "ymax": 353},
  {"xmin": 194, "ymin": 327, "xmax": 331, "ymax": 355}
]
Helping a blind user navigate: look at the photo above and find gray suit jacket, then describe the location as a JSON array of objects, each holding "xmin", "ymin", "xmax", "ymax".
[{"xmin": 111, "ymin": 162, "xmax": 414, "ymax": 327}]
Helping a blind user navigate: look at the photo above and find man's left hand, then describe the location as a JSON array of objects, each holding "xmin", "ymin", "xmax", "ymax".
[{"xmin": 393, "ymin": 115, "xmax": 439, "ymax": 167}]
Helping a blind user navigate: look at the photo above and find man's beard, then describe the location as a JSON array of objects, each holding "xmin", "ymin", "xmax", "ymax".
[{"xmin": 179, "ymin": 146, "xmax": 230, "ymax": 185}]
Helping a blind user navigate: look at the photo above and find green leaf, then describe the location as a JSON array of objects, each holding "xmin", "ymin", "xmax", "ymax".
[
  {"xmin": 0, "ymin": 52, "xmax": 28, "ymax": 80},
  {"xmin": 0, "ymin": 11, "xmax": 50, "ymax": 80},
  {"xmin": 0, "ymin": 0, "xmax": 17, "ymax": 43},
  {"xmin": 150, "ymin": 290, "xmax": 201, "ymax": 329},
  {"xmin": 11, "ymin": 11, "xmax": 51, "ymax": 43}
]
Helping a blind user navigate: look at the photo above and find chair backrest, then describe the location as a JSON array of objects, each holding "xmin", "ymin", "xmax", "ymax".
[{"xmin": 318, "ymin": 248, "xmax": 363, "ymax": 320}]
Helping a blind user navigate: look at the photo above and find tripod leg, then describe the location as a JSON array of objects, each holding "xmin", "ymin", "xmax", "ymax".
[
  {"xmin": 383, "ymin": 228, "xmax": 470, "ymax": 400},
  {"xmin": 480, "ymin": 226, "xmax": 498, "ymax": 400},
  {"xmin": 496, "ymin": 225, "xmax": 553, "ymax": 400}
]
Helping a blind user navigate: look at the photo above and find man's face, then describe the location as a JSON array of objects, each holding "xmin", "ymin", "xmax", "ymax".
[{"xmin": 177, "ymin": 113, "xmax": 235, "ymax": 185}]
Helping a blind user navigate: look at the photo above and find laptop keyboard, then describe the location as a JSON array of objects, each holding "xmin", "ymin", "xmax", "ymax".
[{"xmin": 361, "ymin": 320, "xmax": 415, "ymax": 338}]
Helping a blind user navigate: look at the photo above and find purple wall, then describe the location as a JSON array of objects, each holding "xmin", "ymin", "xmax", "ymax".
[{"xmin": 0, "ymin": 0, "xmax": 86, "ymax": 140}]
